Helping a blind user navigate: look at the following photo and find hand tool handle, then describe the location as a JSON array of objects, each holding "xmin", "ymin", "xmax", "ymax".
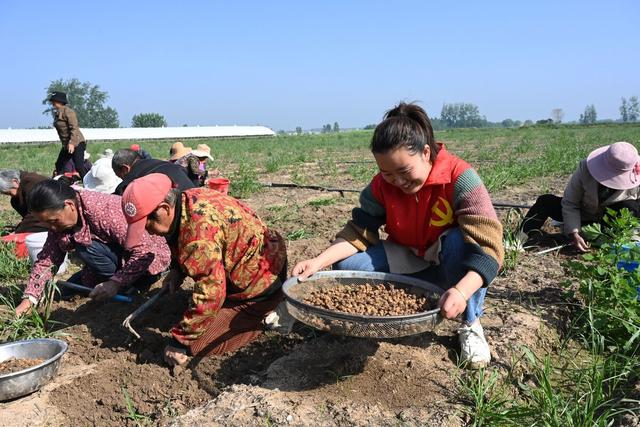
[{"xmin": 57, "ymin": 280, "xmax": 133, "ymax": 303}]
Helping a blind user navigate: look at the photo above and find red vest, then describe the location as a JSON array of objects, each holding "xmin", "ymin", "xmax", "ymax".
[{"xmin": 370, "ymin": 147, "xmax": 470, "ymax": 256}]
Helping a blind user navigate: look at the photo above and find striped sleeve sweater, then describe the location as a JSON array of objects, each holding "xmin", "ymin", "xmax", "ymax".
[{"xmin": 337, "ymin": 145, "xmax": 504, "ymax": 286}]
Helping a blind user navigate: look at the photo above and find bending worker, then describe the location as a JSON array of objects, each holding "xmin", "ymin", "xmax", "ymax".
[
  {"xmin": 15, "ymin": 179, "xmax": 170, "ymax": 315},
  {"xmin": 117, "ymin": 173, "xmax": 287, "ymax": 366}
]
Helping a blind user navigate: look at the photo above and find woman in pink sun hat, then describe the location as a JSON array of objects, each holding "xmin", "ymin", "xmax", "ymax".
[{"xmin": 520, "ymin": 141, "xmax": 640, "ymax": 251}]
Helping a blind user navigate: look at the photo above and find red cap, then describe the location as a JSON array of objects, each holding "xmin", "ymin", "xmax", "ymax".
[
  {"xmin": 130, "ymin": 144, "xmax": 140, "ymax": 152},
  {"xmin": 121, "ymin": 173, "xmax": 172, "ymax": 249}
]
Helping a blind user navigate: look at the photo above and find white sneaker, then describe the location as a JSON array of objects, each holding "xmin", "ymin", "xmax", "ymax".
[
  {"xmin": 458, "ymin": 321, "xmax": 491, "ymax": 368},
  {"xmin": 263, "ymin": 301, "xmax": 296, "ymax": 334}
]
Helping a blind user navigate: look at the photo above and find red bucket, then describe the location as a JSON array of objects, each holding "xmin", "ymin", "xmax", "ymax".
[
  {"xmin": 1, "ymin": 233, "xmax": 31, "ymax": 258},
  {"xmin": 208, "ymin": 178, "xmax": 230, "ymax": 195}
]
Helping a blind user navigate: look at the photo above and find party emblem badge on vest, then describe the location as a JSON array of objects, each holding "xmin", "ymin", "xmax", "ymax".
[{"xmin": 429, "ymin": 197, "xmax": 454, "ymax": 227}]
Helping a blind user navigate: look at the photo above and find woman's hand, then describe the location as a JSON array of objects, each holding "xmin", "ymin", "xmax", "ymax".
[
  {"xmin": 89, "ymin": 280, "xmax": 120, "ymax": 300},
  {"xmin": 15, "ymin": 299, "xmax": 33, "ymax": 317},
  {"xmin": 291, "ymin": 239, "xmax": 358, "ymax": 281},
  {"xmin": 438, "ymin": 287, "xmax": 468, "ymax": 319},
  {"xmin": 570, "ymin": 231, "xmax": 589, "ymax": 252},
  {"xmin": 67, "ymin": 144, "xmax": 75, "ymax": 154},
  {"xmin": 162, "ymin": 269, "xmax": 186, "ymax": 293},
  {"xmin": 163, "ymin": 345, "xmax": 189, "ymax": 367},
  {"xmin": 292, "ymin": 258, "xmax": 324, "ymax": 281}
]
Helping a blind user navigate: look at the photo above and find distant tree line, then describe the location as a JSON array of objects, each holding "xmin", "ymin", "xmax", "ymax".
[
  {"xmin": 429, "ymin": 103, "xmax": 524, "ymax": 130},
  {"xmin": 131, "ymin": 112, "xmax": 167, "ymax": 128},
  {"xmin": 321, "ymin": 122, "xmax": 340, "ymax": 133},
  {"xmin": 42, "ymin": 79, "xmax": 639, "ymax": 132},
  {"xmin": 620, "ymin": 96, "xmax": 640, "ymax": 123},
  {"xmin": 426, "ymin": 96, "xmax": 640, "ymax": 131}
]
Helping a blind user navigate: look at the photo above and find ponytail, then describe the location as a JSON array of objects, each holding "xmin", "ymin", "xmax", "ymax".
[{"xmin": 371, "ymin": 102, "xmax": 438, "ymax": 161}]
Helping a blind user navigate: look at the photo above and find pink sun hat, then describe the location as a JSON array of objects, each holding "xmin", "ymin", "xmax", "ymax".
[{"xmin": 586, "ymin": 142, "xmax": 640, "ymax": 190}]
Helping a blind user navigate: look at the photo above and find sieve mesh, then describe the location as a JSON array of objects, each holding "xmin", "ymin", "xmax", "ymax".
[{"xmin": 283, "ymin": 271, "xmax": 444, "ymax": 338}]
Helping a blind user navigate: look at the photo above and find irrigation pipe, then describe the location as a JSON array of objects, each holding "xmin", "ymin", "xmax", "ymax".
[
  {"xmin": 262, "ymin": 182, "xmax": 534, "ymax": 210},
  {"xmin": 262, "ymin": 182, "xmax": 360, "ymax": 196},
  {"xmin": 492, "ymin": 202, "xmax": 533, "ymax": 210}
]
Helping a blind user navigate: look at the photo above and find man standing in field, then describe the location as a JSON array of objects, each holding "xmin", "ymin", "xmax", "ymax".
[{"xmin": 118, "ymin": 173, "xmax": 287, "ymax": 366}]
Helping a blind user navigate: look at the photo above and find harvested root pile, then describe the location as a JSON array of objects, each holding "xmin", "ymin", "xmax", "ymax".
[
  {"xmin": 303, "ymin": 283, "xmax": 435, "ymax": 316},
  {"xmin": 0, "ymin": 357, "xmax": 44, "ymax": 375}
]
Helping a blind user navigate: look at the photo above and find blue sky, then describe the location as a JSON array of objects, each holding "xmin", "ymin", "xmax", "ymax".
[{"xmin": 0, "ymin": 1, "xmax": 638, "ymax": 129}]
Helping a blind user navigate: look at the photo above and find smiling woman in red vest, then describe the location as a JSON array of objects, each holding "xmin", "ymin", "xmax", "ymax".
[{"xmin": 293, "ymin": 102, "xmax": 504, "ymax": 368}]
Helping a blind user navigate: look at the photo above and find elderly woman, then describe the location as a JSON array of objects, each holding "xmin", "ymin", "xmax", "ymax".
[
  {"xmin": 15, "ymin": 179, "xmax": 171, "ymax": 316},
  {"xmin": 49, "ymin": 92, "xmax": 89, "ymax": 178},
  {"xmin": 0, "ymin": 169, "xmax": 64, "ymax": 266},
  {"xmin": 120, "ymin": 173, "xmax": 286, "ymax": 366},
  {"xmin": 521, "ymin": 141, "xmax": 640, "ymax": 251}
]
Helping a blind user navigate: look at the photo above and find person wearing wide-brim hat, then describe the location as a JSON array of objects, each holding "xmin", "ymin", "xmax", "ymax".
[
  {"xmin": 187, "ymin": 144, "xmax": 214, "ymax": 187},
  {"xmin": 520, "ymin": 141, "xmax": 640, "ymax": 251},
  {"xmin": 49, "ymin": 92, "xmax": 89, "ymax": 179},
  {"xmin": 191, "ymin": 144, "xmax": 214, "ymax": 161},
  {"xmin": 168, "ymin": 141, "xmax": 192, "ymax": 162}
]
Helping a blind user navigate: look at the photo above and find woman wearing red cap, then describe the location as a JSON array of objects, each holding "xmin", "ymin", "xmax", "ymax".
[
  {"xmin": 121, "ymin": 173, "xmax": 286, "ymax": 366},
  {"xmin": 130, "ymin": 144, "xmax": 152, "ymax": 160}
]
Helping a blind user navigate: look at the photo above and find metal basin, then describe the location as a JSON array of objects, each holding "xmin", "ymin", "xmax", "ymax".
[{"xmin": 0, "ymin": 338, "xmax": 68, "ymax": 401}]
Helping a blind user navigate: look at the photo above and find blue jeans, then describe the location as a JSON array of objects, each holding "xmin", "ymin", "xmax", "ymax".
[
  {"xmin": 68, "ymin": 240, "xmax": 157, "ymax": 289},
  {"xmin": 334, "ymin": 228, "xmax": 486, "ymax": 324}
]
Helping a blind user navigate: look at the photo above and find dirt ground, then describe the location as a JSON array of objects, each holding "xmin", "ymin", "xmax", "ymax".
[{"xmin": 0, "ymin": 176, "xmax": 621, "ymax": 426}]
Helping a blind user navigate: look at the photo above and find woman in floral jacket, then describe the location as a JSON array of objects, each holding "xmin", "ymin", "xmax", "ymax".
[{"xmin": 121, "ymin": 173, "xmax": 287, "ymax": 366}]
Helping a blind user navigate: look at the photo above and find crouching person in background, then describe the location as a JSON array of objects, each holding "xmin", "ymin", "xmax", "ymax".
[
  {"xmin": 0, "ymin": 169, "xmax": 69, "ymax": 272},
  {"xmin": 121, "ymin": 174, "xmax": 287, "ymax": 366},
  {"xmin": 520, "ymin": 142, "xmax": 640, "ymax": 252},
  {"xmin": 15, "ymin": 179, "xmax": 171, "ymax": 316}
]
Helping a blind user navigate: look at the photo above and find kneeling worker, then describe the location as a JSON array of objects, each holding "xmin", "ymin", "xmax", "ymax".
[{"xmin": 120, "ymin": 174, "xmax": 287, "ymax": 366}]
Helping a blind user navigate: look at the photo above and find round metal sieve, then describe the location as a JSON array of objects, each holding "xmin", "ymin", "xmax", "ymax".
[{"xmin": 282, "ymin": 270, "xmax": 444, "ymax": 338}]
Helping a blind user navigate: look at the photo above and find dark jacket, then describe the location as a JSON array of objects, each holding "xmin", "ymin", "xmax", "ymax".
[
  {"xmin": 12, "ymin": 172, "xmax": 50, "ymax": 233},
  {"xmin": 113, "ymin": 159, "xmax": 195, "ymax": 196},
  {"xmin": 53, "ymin": 105, "xmax": 85, "ymax": 147}
]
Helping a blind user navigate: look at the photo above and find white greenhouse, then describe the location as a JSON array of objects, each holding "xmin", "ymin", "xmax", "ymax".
[{"xmin": 0, "ymin": 126, "xmax": 275, "ymax": 144}]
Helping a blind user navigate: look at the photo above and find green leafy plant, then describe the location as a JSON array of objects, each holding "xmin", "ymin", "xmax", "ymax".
[
  {"xmin": 122, "ymin": 385, "xmax": 152, "ymax": 426},
  {"xmin": 501, "ymin": 209, "xmax": 525, "ymax": 274},
  {"xmin": 307, "ymin": 197, "xmax": 337, "ymax": 207},
  {"xmin": 230, "ymin": 162, "xmax": 261, "ymax": 198},
  {"xmin": 0, "ymin": 281, "xmax": 65, "ymax": 342},
  {"xmin": 286, "ymin": 228, "xmax": 312, "ymax": 241},
  {"xmin": 457, "ymin": 367, "xmax": 530, "ymax": 426},
  {"xmin": 566, "ymin": 208, "xmax": 640, "ymax": 353},
  {"xmin": 265, "ymin": 156, "xmax": 284, "ymax": 173},
  {"xmin": 0, "ymin": 242, "xmax": 31, "ymax": 280},
  {"xmin": 458, "ymin": 348, "xmax": 639, "ymax": 426},
  {"xmin": 517, "ymin": 348, "xmax": 639, "ymax": 426}
]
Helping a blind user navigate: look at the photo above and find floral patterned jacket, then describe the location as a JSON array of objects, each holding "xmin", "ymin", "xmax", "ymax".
[
  {"xmin": 170, "ymin": 188, "xmax": 286, "ymax": 346},
  {"xmin": 24, "ymin": 190, "xmax": 171, "ymax": 302}
]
